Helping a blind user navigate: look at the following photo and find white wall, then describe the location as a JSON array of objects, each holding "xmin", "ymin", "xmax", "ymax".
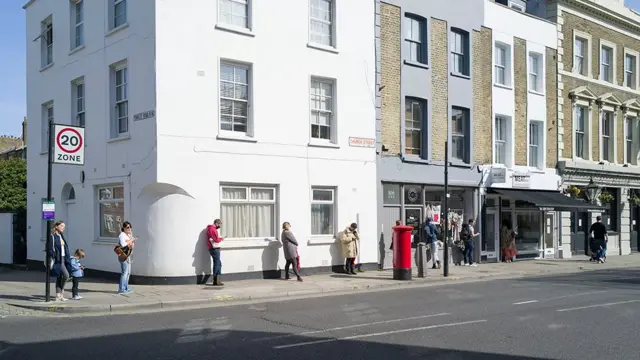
[
  {"xmin": 25, "ymin": 0, "xmax": 157, "ymax": 273},
  {"xmin": 0, "ymin": 214, "xmax": 13, "ymax": 264}
]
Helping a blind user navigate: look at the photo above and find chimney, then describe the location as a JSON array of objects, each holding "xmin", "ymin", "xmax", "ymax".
[{"xmin": 22, "ymin": 117, "xmax": 27, "ymax": 145}]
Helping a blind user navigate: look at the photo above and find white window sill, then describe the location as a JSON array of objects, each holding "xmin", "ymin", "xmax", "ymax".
[
  {"xmin": 215, "ymin": 24, "xmax": 255, "ymax": 37},
  {"xmin": 307, "ymin": 43, "xmax": 339, "ymax": 54},
  {"xmin": 106, "ymin": 23, "xmax": 130, "ymax": 37},
  {"xmin": 217, "ymin": 132, "xmax": 257, "ymax": 143},
  {"xmin": 527, "ymin": 167, "xmax": 546, "ymax": 174},
  {"xmin": 219, "ymin": 238, "xmax": 278, "ymax": 249},
  {"xmin": 69, "ymin": 45, "xmax": 85, "ymax": 55},
  {"xmin": 308, "ymin": 236, "xmax": 336, "ymax": 245},
  {"xmin": 308, "ymin": 140, "xmax": 339, "ymax": 149},
  {"xmin": 494, "ymin": 83, "xmax": 513, "ymax": 90},
  {"xmin": 404, "ymin": 60, "xmax": 429, "ymax": 70},
  {"xmin": 451, "ymin": 72, "xmax": 471, "ymax": 80},
  {"xmin": 528, "ymin": 89, "xmax": 545, "ymax": 96},
  {"xmin": 107, "ymin": 135, "xmax": 131, "ymax": 144},
  {"xmin": 40, "ymin": 63, "xmax": 54, "ymax": 72},
  {"xmin": 93, "ymin": 238, "xmax": 118, "ymax": 245}
]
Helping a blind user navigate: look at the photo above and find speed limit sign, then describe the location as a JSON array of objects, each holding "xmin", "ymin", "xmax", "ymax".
[{"xmin": 53, "ymin": 125, "xmax": 85, "ymax": 165}]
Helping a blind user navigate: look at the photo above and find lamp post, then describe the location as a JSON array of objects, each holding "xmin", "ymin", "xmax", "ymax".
[{"xmin": 585, "ymin": 177, "xmax": 599, "ymax": 204}]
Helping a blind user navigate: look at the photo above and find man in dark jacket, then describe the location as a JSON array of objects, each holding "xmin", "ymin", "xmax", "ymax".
[
  {"xmin": 424, "ymin": 217, "xmax": 440, "ymax": 269},
  {"xmin": 589, "ymin": 216, "xmax": 608, "ymax": 263}
]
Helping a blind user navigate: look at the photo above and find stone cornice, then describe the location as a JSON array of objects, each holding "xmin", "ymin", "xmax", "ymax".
[{"xmin": 556, "ymin": 0, "xmax": 640, "ymax": 34}]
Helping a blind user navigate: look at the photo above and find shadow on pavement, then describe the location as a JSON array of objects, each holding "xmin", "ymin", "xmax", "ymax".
[
  {"xmin": 0, "ymin": 329, "xmax": 554, "ymax": 360},
  {"xmin": 516, "ymin": 268, "xmax": 640, "ymax": 289}
]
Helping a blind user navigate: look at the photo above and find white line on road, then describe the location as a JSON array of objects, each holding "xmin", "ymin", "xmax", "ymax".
[
  {"xmin": 556, "ymin": 300, "xmax": 640, "ymax": 312},
  {"xmin": 253, "ymin": 312, "xmax": 451, "ymax": 342},
  {"xmin": 273, "ymin": 319, "xmax": 487, "ymax": 349},
  {"xmin": 513, "ymin": 300, "xmax": 539, "ymax": 305}
]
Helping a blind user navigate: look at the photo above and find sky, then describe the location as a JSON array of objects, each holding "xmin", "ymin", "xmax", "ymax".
[{"xmin": 2, "ymin": 1, "xmax": 640, "ymax": 137}]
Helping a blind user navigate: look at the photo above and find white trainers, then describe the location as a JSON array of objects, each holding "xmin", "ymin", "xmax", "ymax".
[{"xmin": 72, "ymin": 295, "xmax": 83, "ymax": 300}]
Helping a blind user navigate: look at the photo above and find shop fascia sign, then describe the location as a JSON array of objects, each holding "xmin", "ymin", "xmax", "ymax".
[
  {"xmin": 512, "ymin": 171, "xmax": 531, "ymax": 188},
  {"xmin": 490, "ymin": 167, "xmax": 506, "ymax": 184}
]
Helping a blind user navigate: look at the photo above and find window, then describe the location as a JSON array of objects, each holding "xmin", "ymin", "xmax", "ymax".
[
  {"xmin": 574, "ymin": 37, "xmax": 587, "ymax": 76},
  {"xmin": 451, "ymin": 29, "xmax": 469, "ymax": 76},
  {"xmin": 529, "ymin": 121, "xmax": 543, "ymax": 169},
  {"xmin": 404, "ymin": 15, "xmax": 426, "ymax": 64},
  {"xmin": 600, "ymin": 45, "xmax": 614, "ymax": 83},
  {"xmin": 310, "ymin": 78, "xmax": 334, "ymax": 141},
  {"xmin": 575, "ymin": 105, "xmax": 587, "ymax": 159},
  {"xmin": 112, "ymin": 65, "xmax": 128, "ymax": 137},
  {"xmin": 219, "ymin": 0, "xmax": 249, "ymax": 28},
  {"xmin": 494, "ymin": 116, "xmax": 507, "ymax": 165},
  {"xmin": 405, "ymin": 98, "xmax": 426, "ymax": 156},
  {"xmin": 113, "ymin": 0, "xmax": 127, "ymax": 28},
  {"xmin": 220, "ymin": 185, "xmax": 276, "ymax": 239},
  {"xmin": 72, "ymin": 0, "xmax": 84, "ymax": 49},
  {"xmin": 97, "ymin": 185, "xmax": 125, "ymax": 238},
  {"xmin": 40, "ymin": 19, "xmax": 53, "ymax": 68},
  {"xmin": 451, "ymin": 107, "xmax": 470, "ymax": 162},
  {"xmin": 601, "ymin": 110, "xmax": 614, "ymax": 162},
  {"xmin": 625, "ymin": 52, "xmax": 637, "ymax": 89},
  {"xmin": 529, "ymin": 52, "xmax": 543, "ymax": 92},
  {"xmin": 309, "ymin": 0, "xmax": 334, "ymax": 47},
  {"xmin": 625, "ymin": 116, "xmax": 637, "ymax": 165},
  {"xmin": 73, "ymin": 80, "xmax": 85, "ymax": 127},
  {"xmin": 41, "ymin": 103, "xmax": 54, "ymax": 152},
  {"xmin": 220, "ymin": 62, "xmax": 250, "ymax": 134},
  {"xmin": 494, "ymin": 44, "xmax": 507, "ymax": 86},
  {"xmin": 311, "ymin": 188, "xmax": 335, "ymax": 236}
]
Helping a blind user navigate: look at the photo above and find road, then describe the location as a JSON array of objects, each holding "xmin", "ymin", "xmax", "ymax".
[{"xmin": 1, "ymin": 267, "xmax": 639, "ymax": 360}]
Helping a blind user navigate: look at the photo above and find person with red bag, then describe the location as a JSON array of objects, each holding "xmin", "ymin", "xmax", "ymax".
[{"xmin": 281, "ymin": 222, "xmax": 303, "ymax": 282}]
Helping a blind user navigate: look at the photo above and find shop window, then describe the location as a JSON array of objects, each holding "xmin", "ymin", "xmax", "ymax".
[
  {"xmin": 486, "ymin": 198, "xmax": 497, "ymax": 208},
  {"xmin": 404, "ymin": 185, "xmax": 423, "ymax": 206},
  {"xmin": 501, "ymin": 199, "xmax": 511, "ymax": 208},
  {"xmin": 382, "ymin": 183, "xmax": 401, "ymax": 205},
  {"xmin": 97, "ymin": 185, "xmax": 124, "ymax": 239},
  {"xmin": 515, "ymin": 212, "xmax": 541, "ymax": 255}
]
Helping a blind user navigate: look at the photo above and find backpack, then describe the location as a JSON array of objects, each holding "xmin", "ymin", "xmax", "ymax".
[{"xmin": 460, "ymin": 224, "xmax": 471, "ymax": 242}]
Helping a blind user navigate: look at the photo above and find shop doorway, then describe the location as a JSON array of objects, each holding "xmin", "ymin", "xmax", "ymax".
[
  {"xmin": 380, "ymin": 207, "xmax": 401, "ymax": 269},
  {"xmin": 543, "ymin": 212, "xmax": 555, "ymax": 259},
  {"xmin": 484, "ymin": 210, "xmax": 499, "ymax": 260},
  {"xmin": 404, "ymin": 208, "xmax": 423, "ymax": 243},
  {"xmin": 632, "ymin": 204, "xmax": 640, "ymax": 253},
  {"xmin": 571, "ymin": 211, "xmax": 589, "ymax": 256}
]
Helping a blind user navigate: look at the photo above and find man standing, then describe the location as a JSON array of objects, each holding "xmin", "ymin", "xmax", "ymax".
[
  {"xmin": 589, "ymin": 216, "xmax": 608, "ymax": 263},
  {"xmin": 206, "ymin": 219, "xmax": 224, "ymax": 286},
  {"xmin": 462, "ymin": 218, "xmax": 480, "ymax": 267},
  {"xmin": 424, "ymin": 217, "xmax": 440, "ymax": 269}
]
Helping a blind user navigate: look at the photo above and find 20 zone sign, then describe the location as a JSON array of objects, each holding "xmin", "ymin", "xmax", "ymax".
[{"xmin": 53, "ymin": 125, "xmax": 85, "ymax": 165}]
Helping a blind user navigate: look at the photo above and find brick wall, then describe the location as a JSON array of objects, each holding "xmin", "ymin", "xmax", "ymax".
[
  {"xmin": 431, "ymin": 18, "xmax": 448, "ymax": 161},
  {"xmin": 546, "ymin": 47, "xmax": 558, "ymax": 168},
  {"xmin": 380, "ymin": 2, "xmax": 401, "ymax": 156},
  {"xmin": 514, "ymin": 37, "xmax": 528, "ymax": 166},
  {"xmin": 473, "ymin": 27, "xmax": 493, "ymax": 164}
]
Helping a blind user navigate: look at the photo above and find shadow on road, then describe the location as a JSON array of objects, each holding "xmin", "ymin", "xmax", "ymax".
[
  {"xmin": 516, "ymin": 268, "xmax": 640, "ymax": 289},
  {"xmin": 0, "ymin": 329, "xmax": 555, "ymax": 360}
]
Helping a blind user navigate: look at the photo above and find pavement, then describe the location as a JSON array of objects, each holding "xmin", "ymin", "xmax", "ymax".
[
  {"xmin": 0, "ymin": 255, "xmax": 639, "ymax": 317},
  {"xmin": 1, "ymin": 265, "xmax": 639, "ymax": 360}
]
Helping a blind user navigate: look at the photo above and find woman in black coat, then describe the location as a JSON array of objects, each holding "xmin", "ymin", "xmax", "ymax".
[{"xmin": 47, "ymin": 221, "xmax": 71, "ymax": 301}]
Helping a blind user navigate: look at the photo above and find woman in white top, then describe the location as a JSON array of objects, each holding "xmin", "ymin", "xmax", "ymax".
[{"xmin": 118, "ymin": 221, "xmax": 136, "ymax": 294}]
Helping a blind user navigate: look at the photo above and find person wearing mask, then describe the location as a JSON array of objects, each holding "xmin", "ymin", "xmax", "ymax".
[
  {"xmin": 589, "ymin": 216, "xmax": 608, "ymax": 263},
  {"xmin": 340, "ymin": 223, "xmax": 359, "ymax": 275},
  {"xmin": 281, "ymin": 222, "xmax": 303, "ymax": 282},
  {"xmin": 424, "ymin": 217, "xmax": 440, "ymax": 269},
  {"xmin": 206, "ymin": 219, "xmax": 224, "ymax": 286}
]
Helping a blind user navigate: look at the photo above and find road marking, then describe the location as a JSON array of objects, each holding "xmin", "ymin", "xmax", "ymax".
[
  {"xmin": 513, "ymin": 300, "xmax": 539, "ymax": 305},
  {"xmin": 273, "ymin": 319, "xmax": 487, "ymax": 349},
  {"xmin": 543, "ymin": 291, "xmax": 607, "ymax": 301},
  {"xmin": 176, "ymin": 317, "xmax": 231, "ymax": 344},
  {"xmin": 556, "ymin": 300, "xmax": 640, "ymax": 312},
  {"xmin": 253, "ymin": 312, "xmax": 451, "ymax": 342}
]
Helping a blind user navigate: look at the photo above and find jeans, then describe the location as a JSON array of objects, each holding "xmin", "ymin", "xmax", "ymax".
[
  {"xmin": 464, "ymin": 240, "xmax": 474, "ymax": 265},
  {"xmin": 56, "ymin": 264, "xmax": 69, "ymax": 294},
  {"xmin": 209, "ymin": 248, "xmax": 222, "ymax": 276},
  {"xmin": 72, "ymin": 277, "xmax": 80, "ymax": 297},
  {"xmin": 119, "ymin": 259, "xmax": 131, "ymax": 293},
  {"xmin": 285, "ymin": 258, "xmax": 300, "ymax": 278}
]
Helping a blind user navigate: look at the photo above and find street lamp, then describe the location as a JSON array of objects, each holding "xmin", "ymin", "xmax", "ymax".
[{"xmin": 585, "ymin": 177, "xmax": 599, "ymax": 204}]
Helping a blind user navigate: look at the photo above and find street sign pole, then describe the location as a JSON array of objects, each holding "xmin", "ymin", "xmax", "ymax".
[
  {"xmin": 45, "ymin": 120, "xmax": 54, "ymax": 302},
  {"xmin": 443, "ymin": 141, "xmax": 449, "ymax": 278}
]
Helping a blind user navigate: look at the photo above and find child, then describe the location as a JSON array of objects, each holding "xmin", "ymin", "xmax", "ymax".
[{"xmin": 70, "ymin": 249, "xmax": 86, "ymax": 300}]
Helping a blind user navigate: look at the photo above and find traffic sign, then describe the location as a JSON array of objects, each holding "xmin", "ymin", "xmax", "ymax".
[{"xmin": 53, "ymin": 125, "xmax": 85, "ymax": 165}]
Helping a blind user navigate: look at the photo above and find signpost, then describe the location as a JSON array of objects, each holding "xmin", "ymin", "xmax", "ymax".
[{"xmin": 44, "ymin": 122, "xmax": 85, "ymax": 302}]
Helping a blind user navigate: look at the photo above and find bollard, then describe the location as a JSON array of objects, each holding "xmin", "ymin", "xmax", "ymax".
[
  {"xmin": 392, "ymin": 225, "xmax": 413, "ymax": 280},
  {"xmin": 417, "ymin": 242, "xmax": 427, "ymax": 278}
]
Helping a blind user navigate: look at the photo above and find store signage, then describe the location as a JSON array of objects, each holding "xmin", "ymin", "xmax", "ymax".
[
  {"xmin": 383, "ymin": 184, "xmax": 401, "ymax": 205},
  {"xmin": 491, "ymin": 168, "xmax": 506, "ymax": 183},
  {"xmin": 133, "ymin": 110, "xmax": 155, "ymax": 122},
  {"xmin": 404, "ymin": 186, "xmax": 422, "ymax": 205},
  {"xmin": 512, "ymin": 172, "xmax": 531, "ymax": 188},
  {"xmin": 486, "ymin": 252, "xmax": 496, "ymax": 258},
  {"xmin": 42, "ymin": 201, "xmax": 55, "ymax": 220},
  {"xmin": 348, "ymin": 137, "xmax": 375, "ymax": 148}
]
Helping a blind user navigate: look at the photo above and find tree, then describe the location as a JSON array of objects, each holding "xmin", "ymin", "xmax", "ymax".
[{"xmin": 0, "ymin": 157, "xmax": 27, "ymax": 211}]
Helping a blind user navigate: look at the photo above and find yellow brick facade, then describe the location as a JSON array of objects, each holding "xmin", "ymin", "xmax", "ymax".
[
  {"xmin": 473, "ymin": 27, "xmax": 493, "ymax": 165},
  {"xmin": 379, "ymin": 2, "xmax": 401, "ymax": 156},
  {"xmin": 513, "ymin": 37, "xmax": 528, "ymax": 166},
  {"xmin": 431, "ymin": 18, "xmax": 449, "ymax": 161}
]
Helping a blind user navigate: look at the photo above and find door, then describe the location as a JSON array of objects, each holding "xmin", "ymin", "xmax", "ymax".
[
  {"xmin": 483, "ymin": 210, "xmax": 499, "ymax": 261},
  {"xmin": 543, "ymin": 212, "xmax": 555, "ymax": 259},
  {"xmin": 12, "ymin": 210, "xmax": 27, "ymax": 264},
  {"xmin": 380, "ymin": 207, "xmax": 401, "ymax": 269},
  {"xmin": 632, "ymin": 205, "xmax": 640, "ymax": 253},
  {"xmin": 571, "ymin": 211, "xmax": 589, "ymax": 256},
  {"xmin": 404, "ymin": 208, "xmax": 423, "ymax": 243}
]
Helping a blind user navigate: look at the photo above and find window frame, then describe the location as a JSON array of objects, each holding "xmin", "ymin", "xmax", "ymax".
[
  {"xmin": 71, "ymin": 0, "xmax": 84, "ymax": 49},
  {"xmin": 573, "ymin": 31, "xmax": 592, "ymax": 78},
  {"xmin": 599, "ymin": 40, "xmax": 616, "ymax": 84},
  {"xmin": 600, "ymin": 109, "xmax": 615, "ymax": 163},
  {"xmin": 310, "ymin": 187, "xmax": 336, "ymax": 237},
  {"xmin": 40, "ymin": 18, "xmax": 53, "ymax": 68},
  {"xmin": 450, "ymin": 28, "xmax": 469, "ymax": 77},
  {"xmin": 451, "ymin": 106, "xmax": 470, "ymax": 163},
  {"xmin": 573, "ymin": 102, "xmax": 590, "ymax": 161},
  {"xmin": 624, "ymin": 113, "xmax": 638, "ymax": 165},
  {"xmin": 96, "ymin": 184, "xmax": 125, "ymax": 240},
  {"xmin": 113, "ymin": 0, "xmax": 127, "ymax": 29},
  {"xmin": 404, "ymin": 97, "xmax": 428, "ymax": 158},
  {"xmin": 528, "ymin": 52, "xmax": 543, "ymax": 93},
  {"xmin": 528, "ymin": 120, "xmax": 543, "ymax": 169},
  {"xmin": 219, "ymin": 60, "xmax": 252, "ymax": 137},
  {"xmin": 404, "ymin": 14, "xmax": 427, "ymax": 65},
  {"xmin": 219, "ymin": 184, "xmax": 278, "ymax": 240},
  {"xmin": 41, "ymin": 102, "xmax": 54, "ymax": 153},
  {"xmin": 111, "ymin": 63, "xmax": 129, "ymax": 138},
  {"xmin": 624, "ymin": 48, "xmax": 639, "ymax": 90},
  {"xmin": 494, "ymin": 115, "xmax": 508, "ymax": 165},
  {"xmin": 309, "ymin": 0, "xmax": 336, "ymax": 49},
  {"xmin": 72, "ymin": 78, "xmax": 85, "ymax": 128},
  {"xmin": 217, "ymin": 0, "xmax": 251, "ymax": 30},
  {"xmin": 494, "ymin": 43, "xmax": 509, "ymax": 87},
  {"xmin": 309, "ymin": 76, "xmax": 336, "ymax": 143}
]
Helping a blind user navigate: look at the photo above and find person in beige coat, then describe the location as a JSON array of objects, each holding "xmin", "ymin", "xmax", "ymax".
[{"xmin": 340, "ymin": 223, "xmax": 359, "ymax": 275}]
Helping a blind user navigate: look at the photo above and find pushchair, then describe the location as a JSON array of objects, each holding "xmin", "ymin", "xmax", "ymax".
[{"xmin": 589, "ymin": 237, "xmax": 605, "ymax": 262}]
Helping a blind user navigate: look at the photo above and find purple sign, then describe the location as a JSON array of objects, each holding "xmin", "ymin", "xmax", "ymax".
[{"xmin": 42, "ymin": 201, "xmax": 55, "ymax": 220}]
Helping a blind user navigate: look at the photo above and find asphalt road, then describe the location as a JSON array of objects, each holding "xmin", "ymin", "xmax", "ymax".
[{"xmin": 1, "ymin": 267, "xmax": 640, "ymax": 360}]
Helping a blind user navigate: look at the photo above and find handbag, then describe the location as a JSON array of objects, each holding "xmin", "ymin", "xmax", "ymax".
[{"xmin": 295, "ymin": 249, "xmax": 301, "ymax": 271}]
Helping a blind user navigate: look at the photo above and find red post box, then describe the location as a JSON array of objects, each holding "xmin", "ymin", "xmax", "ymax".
[{"xmin": 392, "ymin": 225, "xmax": 414, "ymax": 280}]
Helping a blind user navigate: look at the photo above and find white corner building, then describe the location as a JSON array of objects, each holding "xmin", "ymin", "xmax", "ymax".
[{"xmin": 24, "ymin": 0, "xmax": 377, "ymax": 283}]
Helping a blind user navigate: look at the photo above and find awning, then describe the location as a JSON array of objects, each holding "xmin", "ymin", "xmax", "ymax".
[{"xmin": 489, "ymin": 188, "xmax": 605, "ymax": 212}]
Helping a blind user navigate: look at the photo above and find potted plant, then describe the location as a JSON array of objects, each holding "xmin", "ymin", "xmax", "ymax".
[
  {"xmin": 629, "ymin": 193, "xmax": 640, "ymax": 206},
  {"xmin": 564, "ymin": 185, "xmax": 581, "ymax": 197},
  {"xmin": 598, "ymin": 191, "xmax": 614, "ymax": 204}
]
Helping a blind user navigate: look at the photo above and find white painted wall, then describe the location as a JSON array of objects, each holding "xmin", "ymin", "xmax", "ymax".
[
  {"xmin": 26, "ymin": 0, "xmax": 377, "ymax": 278},
  {"xmin": 0, "ymin": 214, "xmax": 13, "ymax": 264}
]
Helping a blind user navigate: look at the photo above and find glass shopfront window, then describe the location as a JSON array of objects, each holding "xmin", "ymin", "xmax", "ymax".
[{"xmin": 515, "ymin": 211, "xmax": 541, "ymax": 255}]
